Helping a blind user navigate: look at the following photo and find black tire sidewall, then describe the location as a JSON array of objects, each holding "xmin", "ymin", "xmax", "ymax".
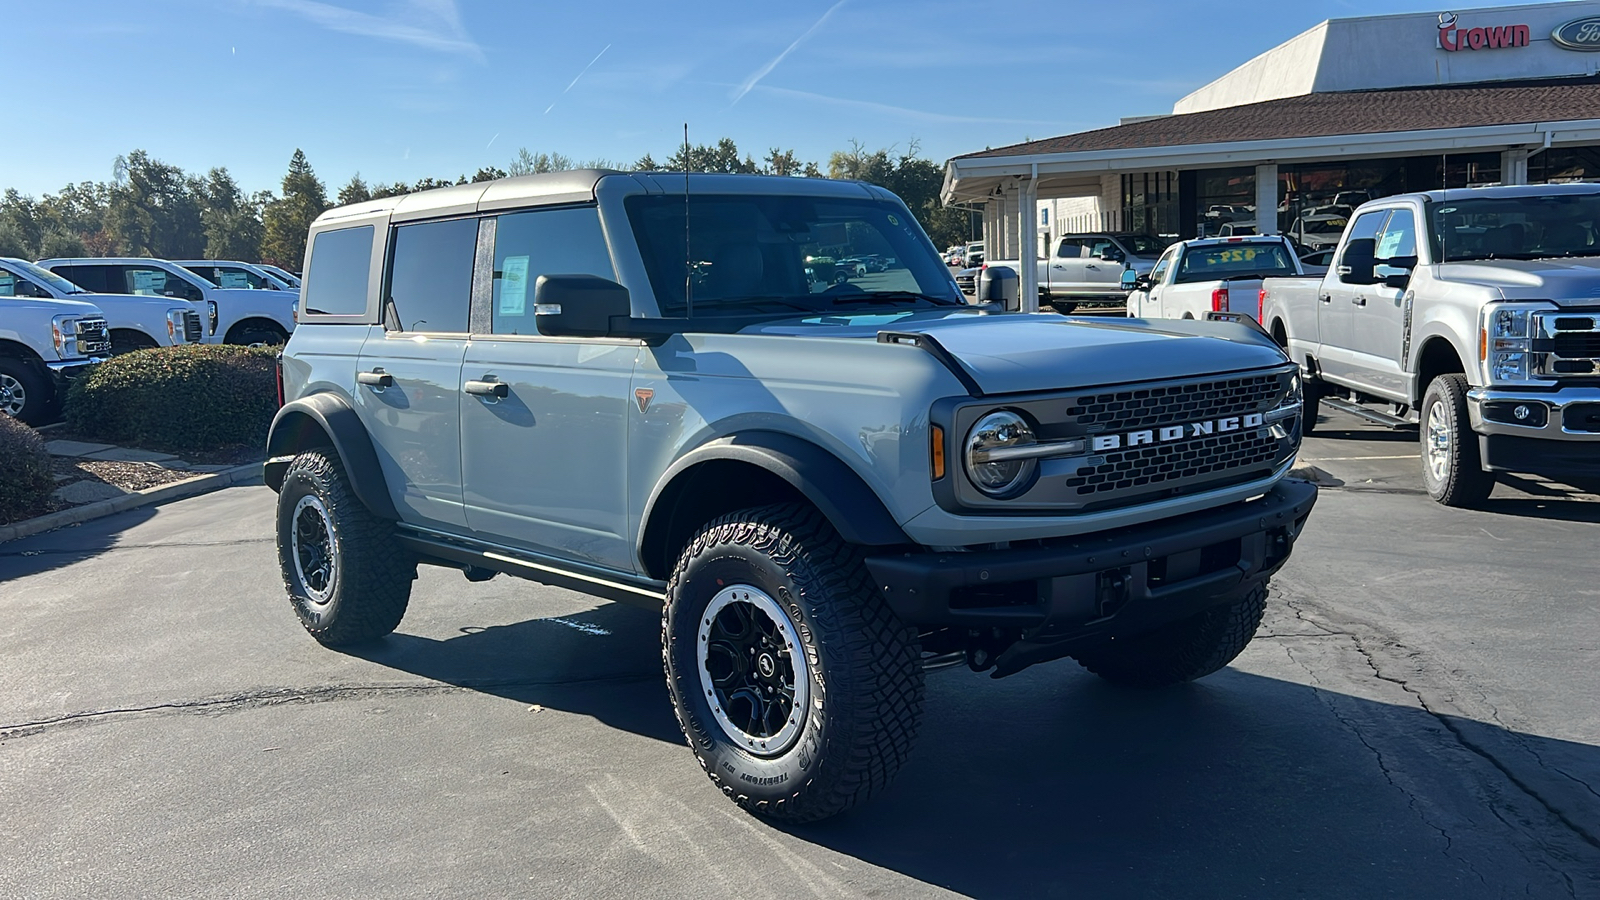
[
  {"xmin": 276, "ymin": 458, "xmax": 347, "ymax": 633},
  {"xmin": 665, "ymin": 540, "xmax": 829, "ymax": 808},
  {"xmin": 1420, "ymin": 375, "xmax": 1490, "ymax": 503}
]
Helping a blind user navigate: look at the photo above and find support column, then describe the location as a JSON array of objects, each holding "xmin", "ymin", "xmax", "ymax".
[
  {"xmin": 1019, "ymin": 172, "xmax": 1040, "ymax": 314},
  {"xmin": 1502, "ymin": 149, "xmax": 1530, "ymax": 185},
  {"xmin": 1254, "ymin": 164, "xmax": 1279, "ymax": 235}
]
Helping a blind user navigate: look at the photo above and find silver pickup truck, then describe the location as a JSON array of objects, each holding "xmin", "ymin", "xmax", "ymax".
[
  {"xmin": 266, "ymin": 170, "xmax": 1316, "ymax": 822},
  {"xmin": 1260, "ymin": 184, "xmax": 1600, "ymax": 505}
]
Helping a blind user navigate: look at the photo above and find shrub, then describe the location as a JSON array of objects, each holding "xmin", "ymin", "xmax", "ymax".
[
  {"xmin": 65, "ymin": 344, "xmax": 279, "ymax": 452},
  {"xmin": 0, "ymin": 415, "xmax": 54, "ymax": 524}
]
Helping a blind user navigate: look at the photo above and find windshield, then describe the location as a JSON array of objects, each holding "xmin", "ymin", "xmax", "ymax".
[
  {"xmin": 1118, "ymin": 234, "xmax": 1167, "ymax": 256},
  {"xmin": 261, "ymin": 264, "xmax": 301, "ymax": 286},
  {"xmin": 5, "ymin": 259, "xmax": 88, "ymax": 295},
  {"xmin": 1429, "ymin": 193, "xmax": 1600, "ymax": 261},
  {"xmin": 1174, "ymin": 243, "xmax": 1297, "ymax": 284},
  {"xmin": 1302, "ymin": 218, "xmax": 1348, "ymax": 234},
  {"xmin": 626, "ymin": 194, "xmax": 962, "ymax": 317}
]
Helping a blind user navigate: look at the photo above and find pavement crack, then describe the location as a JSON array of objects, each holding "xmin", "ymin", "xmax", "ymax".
[{"xmin": 0, "ymin": 673, "xmax": 659, "ymax": 741}]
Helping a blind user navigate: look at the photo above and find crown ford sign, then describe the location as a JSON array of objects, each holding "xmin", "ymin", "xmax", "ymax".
[
  {"xmin": 1553, "ymin": 16, "xmax": 1600, "ymax": 52},
  {"xmin": 1437, "ymin": 12, "xmax": 1530, "ymax": 52}
]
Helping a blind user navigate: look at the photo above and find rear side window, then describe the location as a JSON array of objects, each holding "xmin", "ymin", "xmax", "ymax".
[
  {"xmin": 303, "ymin": 225, "xmax": 374, "ymax": 317},
  {"xmin": 50, "ymin": 264, "xmax": 113, "ymax": 293},
  {"xmin": 490, "ymin": 207, "xmax": 615, "ymax": 335},
  {"xmin": 386, "ymin": 218, "xmax": 476, "ymax": 334}
]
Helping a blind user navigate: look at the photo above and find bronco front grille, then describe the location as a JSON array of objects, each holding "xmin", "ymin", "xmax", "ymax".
[
  {"xmin": 1064, "ymin": 372, "xmax": 1289, "ymax": 433},
  {"xmin": 183, "ymin": 311, "xmax": 203, "ymax": 343},
  {"xmin": 1065, "ymin": 428, "xmax": 1281, "ymax": 496}
]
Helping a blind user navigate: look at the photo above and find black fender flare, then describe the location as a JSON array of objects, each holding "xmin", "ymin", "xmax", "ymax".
[
  {"xmin": 263, "ymin": 393, "xmax": 398, "ymax": 520},
  {"xmin": 640, "ymin": 432, "xmax": 910, "ymax": 570}
]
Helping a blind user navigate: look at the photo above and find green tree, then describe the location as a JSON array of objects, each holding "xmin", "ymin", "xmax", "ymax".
[
  {"xmin": 827, "ymin": 139, "xmax": 973, "ymax": 248},
  {"xmin": 471, "ymin": 166, "xmax": 507, "ymax": 183},
  {"xmin": 104, "ymin": 150, "xmax": 206, "ymax": 257},
  {"xmin": 198, "ymin": 167, "xmax": 263, "ymax": 261},
  {"xmin": 665, "ymin": 137, "xmax": 758, "ymax": 174},
  {"xmin": 0, "ymin": 190, "xmax": 43, "ymax": 257},
  {"xmin": 260, "ymin": 149, "xmax": 327, "ymax": 268},
  {"xmin": 508, "ymin": 149, "xmax": 573, "ymax": 176},
  {"xmin": 336, "ymin": 173, "xmax": 372, "ymax": 206},
  {"xmin": 632, "ymin": 153, "xmax": 660, "ymax": 172}
]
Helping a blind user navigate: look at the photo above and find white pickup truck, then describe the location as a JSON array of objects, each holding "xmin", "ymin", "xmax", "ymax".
[
  {"xmin": 986, "ymin": 233, "xmax": 1165, "ymax": 312},
  {"xmin": 0, "ymin": 257, "xmax": 208, "ymax": 355},
  {"xmin": 1260, "ymin": 184, "xmax": 1600, "ymax": 505},
  {"xmin": 0, "ymin": 277, "xmax": 108, "ymax": 423},
  {"xmin": 38, "ymin": 257, "xmax": 297, "ymax": 346},
  {"xmin": 1124, "ymin": 235, "xmax": 1305, "ymax": 321}
]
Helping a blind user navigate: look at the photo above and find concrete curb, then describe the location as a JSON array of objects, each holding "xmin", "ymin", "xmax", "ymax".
[{"xmin": 0, "ymin": 462, "xmax": 263, "ymax": 544}]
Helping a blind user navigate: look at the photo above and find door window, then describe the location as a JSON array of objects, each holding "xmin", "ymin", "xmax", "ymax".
[
  {"xmin": 1376, "ymin": 209, "xmax": 1417, "ymax": 261},
  {"xmin": 1150, "ymin": 247, "xmax": 1176, "ymax": 284},
  {"xmin": 1055, "ymin": 238, "xmax": 1085, "ymax": 258},
  {"xmin": 386, "ymin": 218, "xmax": 477, "ymax": 334},
  {"xmin": 48, "ymin": 264, "xmax": 113, "ymax": 293},
  {"xmin": 1337, "ymin": 210, "xmax": 1390, "ymax": 284},
  {"xmin": 304, "ymin": 225, "xmax": 374, "ymax": 316},
  {"xmin": 120, "ymin": 266, "xmax": 205, "ymax": 301},
  {"xmin": 490, "ymin": 207, "xmax": 615, "ymax": 335}
]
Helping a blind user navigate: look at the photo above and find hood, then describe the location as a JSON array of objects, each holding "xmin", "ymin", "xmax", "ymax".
[
  {"xmin": 3, "ymin": 296, "xmax": 103, "ymax": 317},
  {"xmin": 1436, "ymin": 258, "xmax": 1600, "ymax": 306},
  {"xmin": 744, "ymin": 309, "xmax": 1289, "ymax": 396}
]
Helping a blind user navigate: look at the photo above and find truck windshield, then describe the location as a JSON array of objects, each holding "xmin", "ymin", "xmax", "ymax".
[
  {"xmin": 626, "ymin": 194, "xmax": 963, "ymax": 317},
  {"xmin": 6, "ymin": 259, "xmax": 88, "ymax": 295},
  {"xmin": 1174, "ymin": 243, "xmax": 1297, "ymax": 283},
  {"xmin": 1118, "ymin": 235, "xmax": 1167, "ymax": 255},
  {"xmin": 1429, "ymin": 193, "xmax": 1600, "ymax": 261}
]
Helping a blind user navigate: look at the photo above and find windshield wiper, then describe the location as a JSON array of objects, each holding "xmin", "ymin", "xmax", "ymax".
[{"xmin": 828, "ymin": 290, "xmax": 964, "ymax": 307}]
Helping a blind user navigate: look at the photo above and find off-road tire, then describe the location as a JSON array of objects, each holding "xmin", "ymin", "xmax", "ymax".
[
  {"xmin": 0, "ymin": 357, "xmax": 54, "ymax": 424},
  {"xmin": 662, "ymin": 503, "xmax": 924, "ymax": 823},
  {"xmin": 1420, "ymin": 374, "xmax": 1495, "ymax": 507},
  {"xmin": 276, "ymin": 449, "xmax": 414, "ymax": 646},
  {"xmin": 1071, "ymin": 583, "xmax": 1268, "ymax": 688}
]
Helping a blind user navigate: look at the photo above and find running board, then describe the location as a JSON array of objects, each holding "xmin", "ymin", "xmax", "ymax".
[
  {"xmin": 395, "ymin": 529, "xmax": 667, "ymax": 610},
  {"xmin": 1319, "ymin": 396, "xmax": 1415, "ymax": 428}
]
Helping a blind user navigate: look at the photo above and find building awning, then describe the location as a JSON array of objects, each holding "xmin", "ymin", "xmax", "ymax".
[{"xmin": 944, "ymin": 78, "xmax": 1600, "ymax": 203}]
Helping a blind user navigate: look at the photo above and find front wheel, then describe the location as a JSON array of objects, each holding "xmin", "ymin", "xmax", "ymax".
[
  {"xmin": 663, "ymin": 503, "xmax": 925, "ymax": 823},
  {"xmin": 0, "ymin": 358, "xmax": 55, "ymax": 424},
  {"xmin": 276, "ymin": 449, "xmax": 415, "ymax": 646},
  {"xmin": 1071, "ymin": 584, "xmax": 1268, "ymax": 687},
  {"xmin": 1420, "ymin": 374, "xmax": 1495, "ymax": 507}
]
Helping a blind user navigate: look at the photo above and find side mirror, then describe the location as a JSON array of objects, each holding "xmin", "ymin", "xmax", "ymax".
[
  {"xmin": 1337, "ymin": 238, "xmax": 1377, "ymax": 285},
  {"xmin": 1099, "ymin": 247, "xmax": 1124, "ymax": 262},
  {"xmin": 1378, "ymin": 255, "xmax": 1416, "ymax": 290},
  {"xmin": 978, "ymin": 265, "xmax": 1019, "ymax": 308},
  {"xmin": 1120, "ymin": 269, "xmax": 1139, "ymax": 291},
  {"xmin": 534, "ymin": 274, "xmax": 632, "ymax": 337}
]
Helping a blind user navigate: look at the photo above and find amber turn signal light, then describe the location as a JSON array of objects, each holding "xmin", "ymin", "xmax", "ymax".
[{"xmin": 931, "ymin": 425, "xmax": 946, "ymax": 480}]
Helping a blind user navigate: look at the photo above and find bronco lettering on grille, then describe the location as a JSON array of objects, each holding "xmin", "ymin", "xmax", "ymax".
[{"xmin": 1090, "ymin": 413, "xmax": 1265, "ymax": 452}]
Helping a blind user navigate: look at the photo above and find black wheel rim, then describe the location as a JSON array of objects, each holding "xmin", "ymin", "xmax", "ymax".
[
  {"xmin": 291, "ymin": 495, "xmax": 336, "ymax": 603},
  {"xmin": 697, "ymin": 585, "xmax": 809, "ymax": 756}
]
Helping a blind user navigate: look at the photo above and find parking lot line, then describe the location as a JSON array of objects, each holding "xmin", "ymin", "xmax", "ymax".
[{"xmin": 1299, "ymin": 455, "xmax": 1416, "ymax": 462}]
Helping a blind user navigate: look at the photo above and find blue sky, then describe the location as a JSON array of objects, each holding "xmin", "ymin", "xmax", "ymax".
[{"xmin": 3, "ymin": 0, "xmax": 1464, "ymax": 197}]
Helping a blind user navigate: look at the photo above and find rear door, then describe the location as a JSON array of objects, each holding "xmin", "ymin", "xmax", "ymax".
[
  {"xmin": 458, "ymin": 206, "xmax": 638, "ymax": 571},
  {"xmin": 354, "ymin": 217, "xmax": 475, "ymax": 530}
]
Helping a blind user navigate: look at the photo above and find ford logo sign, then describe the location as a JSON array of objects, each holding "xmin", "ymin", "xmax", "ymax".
[{"xmin": 1553, "ymin": 16, "xmax": 1600, "ymax": 51}]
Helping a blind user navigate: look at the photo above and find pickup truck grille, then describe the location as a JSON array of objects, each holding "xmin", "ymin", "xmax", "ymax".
[
  {"xmin": 1064, "ymin": 428, "xmax": 1281, "ymax": 498},
  {"xmin": 1536, "ymin": 313, "xmax": 1600, "ymax": 376},
  {"xmin": 76, "ymin": 318, "xmax": 110, "ymax": 356},
  {"xmin": 1065, "ymin": 372, "xmax": 1288, "ymax": 432},
  {"xmin": 183, "ymin": 311, "xmax": 203, "ymax": 343}
]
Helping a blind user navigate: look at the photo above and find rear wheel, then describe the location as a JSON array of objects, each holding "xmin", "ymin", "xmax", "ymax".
[
  {"xmin": 227, "ymin": 320, "xmax": 290, "ymax": 346},
  {"xmin": 276, "ymin": 449, "xmax": 415, "ymax": 646},
  {"xmin": 1071, "ymin": 584, "xmax": 1268, "ymax": 688},
  {"xmin": 1420, "ymin": 374, "xmax": 1495, "ymax": 507},
  {"xmin": 0, "ymin": 358, "xmax": 54, "ymax": 425},
  {"xmin": 109, "ymin": 330, "xmax": 158, "ymax": 355},
  {"xmin": 663, "ymin": 503, "xmax": 924, "ymax": 823}
]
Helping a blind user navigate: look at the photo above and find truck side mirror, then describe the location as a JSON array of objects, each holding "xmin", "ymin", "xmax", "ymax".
[
  {"xmin": 1120, "ymin": 269, "xmax": 1139, "ymax": 291},
  {"xmin": 1099, "ymin": 247, "xmax": 1124, "ymax": 262},
  {"xmin": 534, "ymin": 274, "xmax": 632, "ymax": 337},
  {"xmin": 1378, "ymin": 254, "xmax": 1417, "ymax": 289},
  {"xmin": 1337, "ymin": 238, "xmax": 1377, "ymax": 285}
]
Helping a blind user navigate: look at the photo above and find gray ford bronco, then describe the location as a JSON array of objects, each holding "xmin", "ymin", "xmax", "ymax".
[{"xmin": 266, "ymin": 170, "xmax": 1317, "ymax": 822}]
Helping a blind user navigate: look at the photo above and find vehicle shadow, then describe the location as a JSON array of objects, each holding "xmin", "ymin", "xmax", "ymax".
[
  {"xmin": 342, "ymin": 601, "xmax": 682, "ymax": 744},
  {"xmin": 0, "ymin": 504, "xmax": 160, "ymax": 582},
  {"xmin": 780, "ymin": 665, "xmax": 1596, "ymax": 899}
]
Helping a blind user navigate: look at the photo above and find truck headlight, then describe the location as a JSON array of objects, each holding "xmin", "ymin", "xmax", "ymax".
[
  {"xmin": 1480, "ymin": 302, "xmax": 1554, "ymax": 384},
  {"xmin": 50, "ymin": 315, "xmax": 79, "ymax": 358},
  {"xmin": 964, "ymin": 410, "xmax": 1038, "ymax": 497},
  {"xmin": 167, "ymin": 308, "xmax": 188, "ymax": 342}
]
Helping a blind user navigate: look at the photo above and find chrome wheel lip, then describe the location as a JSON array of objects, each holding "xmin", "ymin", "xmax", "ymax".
[
  {"xmin": 1425, "ymin": 401, "xmax": 1451, "ymax": 483},
  {"xmin": 290, "ymin": 494, "xmax": 337, "ymax": 605},
  {"xmin": 697, "ymin": 585, "xmax": 810, "ymax": 758},
  {"xmin": 0, "ymin": 373, "xmax": 25, "ymax": 417}
]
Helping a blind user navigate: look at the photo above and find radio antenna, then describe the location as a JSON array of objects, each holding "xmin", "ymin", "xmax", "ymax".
[
  {"xmin": 684, "ymin": 122, "xmax": 692, "ymax": 318},
  {"xmin": 1440, "ymin": 152, "xmax": 1448, "ymax": 263}
]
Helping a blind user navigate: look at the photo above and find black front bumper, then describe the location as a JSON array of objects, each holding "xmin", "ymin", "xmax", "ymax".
[
  {"xmin": 864, "ymin": 478, "xmax": 1318, "ymax": 639},
  {"xmin": 1480, "ymin": 434, "xmax": 1600, "ymax": 480}
]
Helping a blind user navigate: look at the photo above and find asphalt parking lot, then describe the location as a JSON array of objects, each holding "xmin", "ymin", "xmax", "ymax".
[{"xmin": 1, "ymin": 405, "xmax": 1597, "ymax": 899}]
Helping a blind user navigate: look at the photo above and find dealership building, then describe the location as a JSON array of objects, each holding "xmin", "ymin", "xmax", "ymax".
[{"xmin": 943, "ymin": 1, "xmax": 1600, "ymax": 302}]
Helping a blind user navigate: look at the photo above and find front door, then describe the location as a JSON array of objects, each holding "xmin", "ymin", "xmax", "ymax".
[
  {"xmin": 354, "ymin": 216, "xmax": 477, "ymax": 530},
  {"xmin": 1046, "ymin": 238, "xmax": 1086, "ymax": 294},
  {"xmin": 459, "ymin": 207, "xmax": 638, "ymax": 572},
  {"xmin": 1082, "ymin": 236, "xmax": 1126, "ymax": 296},
  {"xmin": 1347, "ymin": 207, "xmax": 1417, "ymax": 400},
  {"xmin": 1318, "ymin": 209, "xmax": 1389, "ymax": 384}
]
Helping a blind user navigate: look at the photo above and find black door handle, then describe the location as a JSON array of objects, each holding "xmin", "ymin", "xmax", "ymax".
[
  {"xmin": 357, "ymin": 370, "xmax": 393, "ymax": 388},
  {"xmin": 464, "ymin": 379, "xmax": 509, "ymax": 399}
]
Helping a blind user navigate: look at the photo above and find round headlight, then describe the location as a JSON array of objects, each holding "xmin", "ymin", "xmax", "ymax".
[{"xmin": 964, "ymin": 410, "xmax": 1038, "ymax": 497}]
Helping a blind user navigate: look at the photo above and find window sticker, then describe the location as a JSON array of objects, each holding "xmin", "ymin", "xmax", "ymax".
[
  {"xmin": 1376, "ymin": 229, "xmax": 1406, "ymax": 259},
  {"xmin": 218, "ymin": 271, "xmax": 251, "ymax": 289},
  {"xmin": 131, "ymin": 270, "xmax": 164, "ymax": 295},
  {"xmin": 0, "ymin": 272, "xmax": 13, "ymax": 296},
  {"xmin": 500, "ymin": 255, "xmax": 530, "ymax": 316}
]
